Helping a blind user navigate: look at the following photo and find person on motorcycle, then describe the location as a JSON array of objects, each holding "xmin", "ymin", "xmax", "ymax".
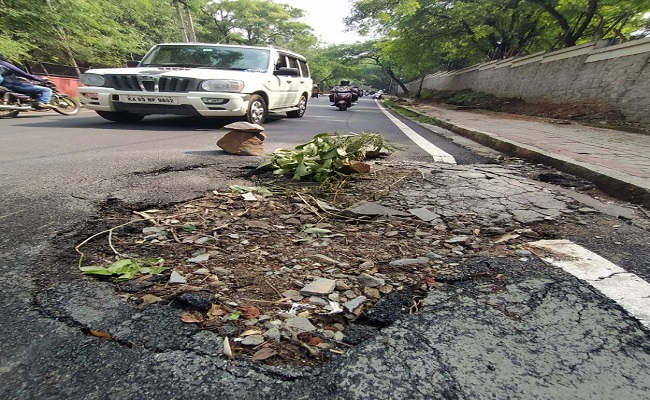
[
  {"xmin": 330, "ymin": 80, "xmax": 352, "ymax": 102},
  {"xmin": 0, "ymin": 53, "xmax": 53, "ymax": 109}
]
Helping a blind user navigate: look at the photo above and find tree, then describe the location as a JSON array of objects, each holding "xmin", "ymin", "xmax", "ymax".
[
  {"xmin": 0, "ymin": 0, "xmax": 179, "ymax": 67},
  {"xmin": 347, "ymin": 0, "xmax": 650, "ymax": 74},
  {"xmin": 526, "ymin": 0, "xmax": 650, "ymax": 48},
  {"xmin": 198, "ymin": 0, "xmax": 317, "ymax": 52}
]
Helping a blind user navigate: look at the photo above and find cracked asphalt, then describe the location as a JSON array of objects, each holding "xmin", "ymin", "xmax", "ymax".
[
  {"xmin": 3, "ymin": 159, "xmax": 650, "ymax": 399},
  {"xmin": 1, "ymin": 107, "xmax": 650, "ymax": 399}
]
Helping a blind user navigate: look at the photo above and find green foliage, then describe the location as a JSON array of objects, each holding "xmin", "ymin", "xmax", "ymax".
[
  {"xmin": 418, "ymin": 89, "xmax": 495, "ymax": 105},
  {"xmin": 259, "ymin": 132, "xmax": 404, "ymax": 182},
  {"xmin": 383, "ymin": 99, "xmax": 439, "ymax": 125},
  {"xmin": 347, "ymin": 0, "xmax": 650, "ymax": 80},
  {"xmin": 306, "ymin": 42, "xmax": 392, "ymax": 90},
  {"xmin": 197, "ymin": 0, "xmax": 317, "ymax": 52},
  {"xmin": 0, "ymin": 0, "xmax": 178, "ymax": 67},
  {"xmin": 80, "ymin": 258, "xmax": 166, "ymax": 282}
]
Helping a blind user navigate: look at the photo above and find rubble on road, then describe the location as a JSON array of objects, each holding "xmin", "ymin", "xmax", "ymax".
[{"xmin": 77, "ymin": 161, "xmax": 624, "ymax": 367}]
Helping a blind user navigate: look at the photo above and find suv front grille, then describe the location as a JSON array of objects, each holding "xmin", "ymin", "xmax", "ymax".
[{"xmin": 105, "ymin": 75, "xmax": 194, "ymax": 92}]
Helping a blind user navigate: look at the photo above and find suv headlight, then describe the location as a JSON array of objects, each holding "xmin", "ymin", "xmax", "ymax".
[
  {"xmin": 201, "ymin": 80, "xmax": 244, "ymax": 92},
  {"xmin": 79, "ymin": 73, "xmax": 106, "ymax": 86}
]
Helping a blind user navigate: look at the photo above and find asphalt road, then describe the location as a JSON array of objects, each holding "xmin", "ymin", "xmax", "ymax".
[{"xmin": 1, "ymin": 98, "xmax": 649, "ymax": 399}]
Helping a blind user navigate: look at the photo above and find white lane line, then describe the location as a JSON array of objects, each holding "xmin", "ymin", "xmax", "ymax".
[
  {"xmin": 376, "ymin": 101, "xmax": 456, "ymax": 164},
  {"xmin": 526, "ymin": 239, "xmax": 650, "ymax": 328}
]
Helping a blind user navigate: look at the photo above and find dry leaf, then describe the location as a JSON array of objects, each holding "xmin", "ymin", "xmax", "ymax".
[
  {"xmin": 308, "ymin": 336, "xmax": 322, "ymax": 346},
  {"xmin": 240, "ymin": 329, "xmax": 263, "ymax": 337},
  {"xmin": 207, "ymin": 304, "xmax": 227, "ymax": 319},
  {"xmin": 223, "ymin": 337, "xmax": 234, "ymax": 359},
  {"xmin": 141, "ymin": 294, "xmax": 162, "ymax": 305},
  {"xmin": 251, "ymin": 347, "xmax": 277, "ymax": 361},
  {"xmin": 180, "ymin": 311, "xmax": 205, "ymax": 323},
  {"xmin": 241, "ymin": 305, "xmax": 261, "ymax": 319},
  {"xmin": 87, "ymin": 329, "xmax": 112, "ymax": 340}
]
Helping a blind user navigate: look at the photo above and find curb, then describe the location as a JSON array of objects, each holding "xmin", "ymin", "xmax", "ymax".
[{"xmin": 401, "ymin": 106, "xmax": 650, "ymax": 208}]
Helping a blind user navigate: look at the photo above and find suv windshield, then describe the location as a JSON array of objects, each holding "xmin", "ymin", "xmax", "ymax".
[{"xmin": 140, "ymin": 45, "xmax": 271, "ymax": 71}]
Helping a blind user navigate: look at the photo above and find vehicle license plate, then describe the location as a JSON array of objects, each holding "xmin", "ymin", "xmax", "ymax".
[{"xmin": 120, "ymin": 95, "xmax": 178, "ymax": 104}]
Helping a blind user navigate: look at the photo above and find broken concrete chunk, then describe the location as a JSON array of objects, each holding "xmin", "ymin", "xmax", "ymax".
[
  {"xmin": 142, "ymin": 226, "xmax": 166, "ymax": 235},
  {"xmin": 241, "ymin": 334, "xmax": 265, "ymax": 346},
  {"xmin": 281, "ymin": 289, "xmax": 304, "ymax": 301},
  {"xmin": 357, "ymin": 273, "xmax": 385, "ymax": 288},
  {"xmin": 169, "ymin": 271, "xmax": 187, "ymax": 284},
  {"xmin": 343, "ymin": 296, "xmax": 368, "ymax": 312},
  {"xmin": 445, "ymin": 235, "xmax": 470, "ymax": 244},
  {"xmin": 388, "ymin": 257, "xmax": 430, "ymax": 266},
  {"xmin": 217, "ymin": 131, "xmax": 267, "ymax": 156},
  {"xmin": 343, "ymin": 201, "xmax": 410, "ymax": 217},
  {"xmin": 284, "ymin": 316, "xmax": 317, "ymax": 333},
  {"xmin": 187, "ymin": 254, "xmax": 210, "ymax": 263},
  {"xmin": 222, "ymin": 121, "xmax": 264, "ymax": 132},
  {"xmin": 308, "ymin": 296, "xmax": 329, "ymax": 306},
  {"xmin": 408, "ymin": 207, "xmax": 440, "ymax": 222},
  {"xmin": 309, "ymin": 254, "xmax": 341, "ymax": 265},
  {"xmin": 300, "ymin": 278, "xmax": 336, "ymax": 296}
]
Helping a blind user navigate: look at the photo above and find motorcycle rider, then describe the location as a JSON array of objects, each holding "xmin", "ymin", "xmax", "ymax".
[
  {"xmin": 0, "ymin": 53, "xmax": 53, "ymax": 108},
  {"xmin": 330, "ymin": 80, "xmax": 355, "ymax": 102}
]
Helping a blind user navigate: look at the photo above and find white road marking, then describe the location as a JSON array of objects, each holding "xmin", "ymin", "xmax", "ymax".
[
  {"xmin": 527, "ymin": 239, "xmax": 650, "ymax": 328},
  {"xmin": 376, "ymin": 101, "xmax": 456, "ymax": 164}
]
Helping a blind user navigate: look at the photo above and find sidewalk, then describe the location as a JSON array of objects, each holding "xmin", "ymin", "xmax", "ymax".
[{"xmin": 405, "ymin": 103, "xmax": 650, "ymax": 208}]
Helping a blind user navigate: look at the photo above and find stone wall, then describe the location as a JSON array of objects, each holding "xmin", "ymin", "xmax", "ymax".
[{"xmin": 402, "ymin": 38, "xmax": 650, "ymax": 126}]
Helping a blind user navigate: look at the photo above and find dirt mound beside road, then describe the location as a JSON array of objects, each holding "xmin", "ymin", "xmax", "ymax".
[{"xmin": 409, "ymin": 89, "xmax": 646, "ymax": 133}]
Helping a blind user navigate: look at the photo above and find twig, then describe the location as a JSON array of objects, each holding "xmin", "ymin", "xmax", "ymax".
[
  {"xmin": 296, "ymin": 192, "xmax": 322, "ymax": 219},
  {"xmin": 239, "ymin": 298, "xmax": 292, "ymax": 305},
  {"xmin": 133, "ymin": 211, "xmax": 159, "ymax": 226},
  {"xmin": 75, "ymin": 218, "xmax": 144, "ymax": 255},
  {"xmin": 169, "ymin": 227, "xmax": 182, "ymax": 243},
  {"xmin": 75, "ymin": 218, "xmax": 146, "ymax": 267},
  {"xmin": 107, "ymin": 228, "xmax": 125, "ymax": 258},
  {"xmin": 265, "ymin": 279, "xmax": 285, "ymax": 299},
  {"xmin": 637, "ymin": 205, "xmax": 650, "ymax": 219}
]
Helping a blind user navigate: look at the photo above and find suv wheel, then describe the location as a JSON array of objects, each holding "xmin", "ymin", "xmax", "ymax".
[
  {"xmin": 246, "ymin": 95, "xmax": 267, "ymax": 125},
  {"xmin": 286, "ymin": 95, "xmax": 307, "ymax": 118},
  {"xmin": 96, "ymin": 111, "xmax": 145, "ymax": 123}
]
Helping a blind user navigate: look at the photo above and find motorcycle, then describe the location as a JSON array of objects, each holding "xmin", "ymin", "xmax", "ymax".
[
  {"xmin": 329, "ymin": 83, "xmax": 359, "ymax": 111},
  {"xmin": 0, "ymin": 79, "xmax": 81, "ymax": 118}
]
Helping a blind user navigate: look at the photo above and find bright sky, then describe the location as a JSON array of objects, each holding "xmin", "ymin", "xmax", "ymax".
[{"xmin": 272, "ymin": 0, "xmax": 368, "ymax": 44}]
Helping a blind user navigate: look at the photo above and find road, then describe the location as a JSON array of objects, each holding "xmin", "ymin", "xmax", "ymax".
[{"xmin": 1, "ymin": 97, "xmax": 649, "ymax": 399}]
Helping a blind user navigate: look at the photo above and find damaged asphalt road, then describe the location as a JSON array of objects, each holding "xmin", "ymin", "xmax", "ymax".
[{"xmin": 3, "ymin": 155, "xmax": 650, "ymax": 399}]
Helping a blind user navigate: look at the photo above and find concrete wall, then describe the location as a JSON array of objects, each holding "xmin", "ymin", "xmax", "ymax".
[{"xmin": 403, "ymin": 38, "xmax": 650, "ymax": 126}]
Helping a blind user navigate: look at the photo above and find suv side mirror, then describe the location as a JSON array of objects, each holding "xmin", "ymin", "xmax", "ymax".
[
  {"xmin": 274, "ymin": 67, "xmax": 300, "ymax": 77},
  {"xmin": 126, "ymin": 60, "xmax": 140, "ymax": 68}
]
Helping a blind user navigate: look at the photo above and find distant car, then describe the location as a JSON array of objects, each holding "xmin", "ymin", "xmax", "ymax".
[
  {"xmin": 372, "ymin": 91, "xmax": 383, "ymax": 99},
  {"xmin": 311, "ymin": 85, "xmax": 320, "ymax": 98}
]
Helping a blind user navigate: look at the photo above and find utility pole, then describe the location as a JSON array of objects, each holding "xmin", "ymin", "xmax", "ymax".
[{"xmin": 172, "ymin": 0, "xmax": 197, "ymax": 42}]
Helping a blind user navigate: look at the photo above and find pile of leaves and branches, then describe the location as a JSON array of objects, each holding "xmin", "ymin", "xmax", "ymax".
[
  {"xmin": 78, "ymin": 133, "xmax": 471, "ymax": 367},
  {"xmin": 259, "ymin": 132, "xmax": 406, "ymax": 182}
]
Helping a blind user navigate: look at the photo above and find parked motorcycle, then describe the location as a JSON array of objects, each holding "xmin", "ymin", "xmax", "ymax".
[
  {"xmin": 0, "ymin": 80, "xmax": 81, "ymax": 118},
  {"xmin": 329, "ymin": 81, "xmax": 359, "ymax": 111}
]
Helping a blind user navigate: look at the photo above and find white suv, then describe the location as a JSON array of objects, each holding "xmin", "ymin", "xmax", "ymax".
[{"xmin": 78, "ymin": 43, "xmax": 313, "ymax": 124}]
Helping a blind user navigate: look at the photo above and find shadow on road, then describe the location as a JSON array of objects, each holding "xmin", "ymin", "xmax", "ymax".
[{"xmin": 13, "ymin": 113, "xmax": 287, "ymax": 131}]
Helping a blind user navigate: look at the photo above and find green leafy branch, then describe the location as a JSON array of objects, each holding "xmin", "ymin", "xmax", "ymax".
[
  {"xmin": 79, "ymin": 258, "xmax": 166, "ymax": 282},
  {"xmin": 258, "ymin": 132, "xmax": 404, "ymax": 182}
]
